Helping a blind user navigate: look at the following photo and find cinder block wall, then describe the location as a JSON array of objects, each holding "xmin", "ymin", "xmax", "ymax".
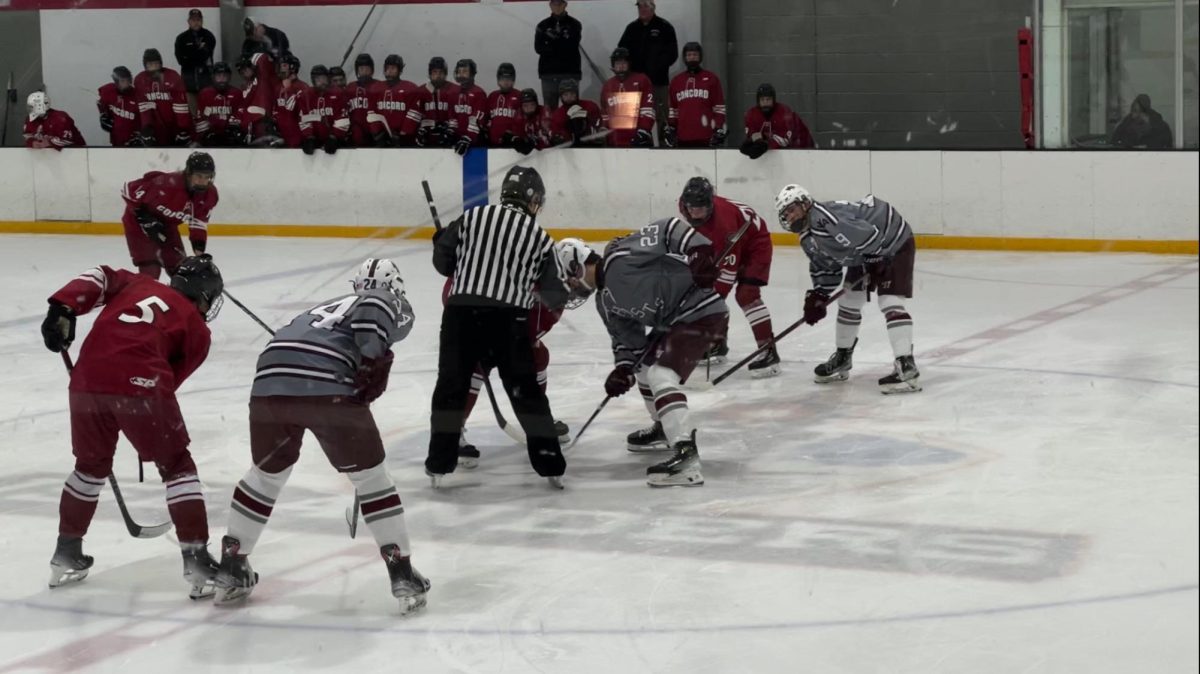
[{"xmin": 0, "ymin": 11, "xmax": 43, "ymax": 148}]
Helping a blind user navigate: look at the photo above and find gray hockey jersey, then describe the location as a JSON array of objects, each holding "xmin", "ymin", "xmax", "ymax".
[
  {"xmin": 801, "ymin": 194, "xmax": 913, "ymax": 293},
  {"xmin": 597, "ymin": 217, "xmax": 728, "ymax": 367},
  {"xmin": 251, "ymin": 289, "xmax": 415, "ymax": 397}
]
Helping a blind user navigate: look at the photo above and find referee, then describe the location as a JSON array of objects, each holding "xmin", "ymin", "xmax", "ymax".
[{"xmin": 428, "ymin": 166, "xmax": 569, "ymax": 487}]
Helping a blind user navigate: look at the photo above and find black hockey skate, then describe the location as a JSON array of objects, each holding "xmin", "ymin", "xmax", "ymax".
[
  {"xmin": 182, "ymin": 543, "xmax": 220, "ymax": 600},
  {"xmin": 213, "ymin": 536, "xmax": 258, "ymax": 606},
  {"xmin": 381, "ymin": 544, "xmax": 430, "ymax": 615},
  {"xmin": 748, "ymin": 345, "xmax": 782, "ymax": 379},
  {"xmin": 879, "ymin": 355, "xmax": 922, "ymax": 394},
  {"xmin": 458, "ymin": 432, "xmax": 480, "ymax": 470},
  {"xmin": 814, "ymin": 339, "xmax": 857, "ymax": 383},
  {"xmin": 626, "ymin": 421, "xmax": 671, "ymax": 453},
  {"xmin": 48, "ymin": 535, "xmax": 93, "ymax": 589},
  {"xmin": 646, "ymin": 431, "xmax": 703, "ymax": 487},
  {"xmin": 703, "ymin": 339, "xmax": 729, "ymax": 365},
  {"xmin": 554, "ymin": 419, "xmax": 571, "ymax": 445}
]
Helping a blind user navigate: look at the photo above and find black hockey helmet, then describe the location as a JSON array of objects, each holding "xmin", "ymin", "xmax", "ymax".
[
  {"xmin": 428, "ymin": 56, "xmax": 447, "ymax": 74},
  {"xmin": 355, "ymin": 53, "xmax": 375, "ymax": 71},
  {"xmin": 212, "ymin": 61, "xmax": 231, "ymax": 76},
  {"xmin": 383, "ymin": 54, "xmax": 404, "ymax": 72},
  {"xmin": 500, "ymin": 165, "xmax": 546, "ymax": 214},
  {"xmin": 171, "ymin": 254, "xmax": 224, "ymax": 322},
  {"xmin": 143, "ymin": 48, "xmax": 163, "ymax": 66},
  {"xmin": 184, "ymin": 151, "xmax": 216, "ymax": 193},
  {"xmin": 112, "ymin": 66, "xmax": 133, "ymax": 83},
  {"xmin": 679, "ymin": 176, "xmax": 714, "ymax": 225},
  {"xmin": 236, "ymin": 54, "xmax": 254, "ymax": 74},
  {"xmin": 610, "ymin": 47, "xmax": 631, "ymax": 67},
  {"xmin": 682, "ymin": 41, "xmax": 703, "ymax": 60},
  {"xmin": 329, "ymin": 65, "xmax": 347, "ymax": 83},
  {"xmin": 282, "ymin": 52, "xmax": 300, "ymax": 74},
  {"xmin": 520, "ymin": 88, "xmax": 539, "ymax": 105},
  {"xmin": 756, "ymin": 83, "xmax": 777, "ymax": 103},
  {"xmin": 310, "ymin": 64, "xmax": 330, "ymax": 83},
  {"xmin": 455, "ymin": 58, "xmax": 477, "ymax": 77},
  {"xmin": 497, "ymin": 62, "xmax": 516, "ymax": 80},
  {"xmin": 559, "ymin": 78, "xmax": 580, "ymax": 95}
]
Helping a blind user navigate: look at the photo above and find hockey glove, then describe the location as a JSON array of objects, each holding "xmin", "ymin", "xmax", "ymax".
[
  {"xmin": 174, "ymin": 130, "xmax": 193, "ymax": 146},
  {"xmin": 687, "ymin": 244, "xmax": 718, "ymax": 289},
  {"xmin": 604, "ymin": 364, "xmax": 636, "ymax": 398},
  {"xmin": 226, "ymin": 126, "xmax": 246, "ymax": 146},
  {"xmin": 99, "ymin": 113, "xmax": 113, "ymax": 133},
  {"xmin": 513, "ymin": 137, "xmax": 535, "ymax": 155},
  {"xmin": 191, "ymin": 239, "xmax": 206, "ymax": 255},
  {"xmin": 126, "ymin": 132, "xmax": 149, "ymax": 148},
  {"xmin": 41, "ymin": 301, "xmax": 76, "ymax": 353},
  {"xmin": 454, "ymin": 136, "xmax": 471, "ymax": 156},
  {"xmin": 803, "ymin": 289, "xmax": 831, "ymax": 326},
  {"xmin": 632, "ymin": 128, "xmax": 654, "ymax": 148},
  {"xmin": 862, "ymin": 253, "xmax": 888, "ymax": 266},
  {"xmin": 434, "ymin": 122, "xmax": 453, "ymax": 146},
  {"xmin": 740, "ymin": 139, "xmax": 769, "ymax": 159},
  {"xmin": 415, "ymin": 125, "xmax": 430, "ymax": 148},
  {"xmin": 323, "ymin": 135, "xmax": 339, "ymax": 155},
  {"xmin": 662, "ymin": 125, "xmax": 678, "ymax": 148},
  {"xmin": 137, "ymin": 209, "xmax": 168, "ymax": 244},
  {"xmin": 710, "ymin": 128, "xmax": 727, "ymax": 147},
  {"xmin": 301, "ymin": 137, "xmax": 317, "ymax": 155},
  {"xmin": 354, "ymin": 349, "xmax": 395, "ymax": 403},
  {"xmin": 501, "ymin": 131, "xmax": 515, "ymax": 147}
]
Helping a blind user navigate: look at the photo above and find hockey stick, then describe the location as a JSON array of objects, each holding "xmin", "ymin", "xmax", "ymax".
[
  {"xmin": 568, "ymin": 216, "xmax": 756, "ymax": 450},
  {"xmin": 222, "ymin": 289, "xmax": 275, "ymax": 337},
  {"xmin": 483, "ymin": 376, "xmax": 526, "ymax": 444},
  {"xmin": 59, "ymin": 351, "xmax": 173, "ymax": 539},
  {"xmin": 578, "ymin": 45, "xmax": 608, "ymax": 86},
  {"xmin": 338, "ymin": 0, "xmax": 380, "ymax": 70}
]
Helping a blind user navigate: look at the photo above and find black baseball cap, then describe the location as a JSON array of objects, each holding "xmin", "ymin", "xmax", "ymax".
[{"xmin": 188, "ymin": 8, "xmax": 202, "ymax": 18}]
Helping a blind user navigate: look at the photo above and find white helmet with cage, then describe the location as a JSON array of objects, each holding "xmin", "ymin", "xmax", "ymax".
[
  {"xmin": 774, "ymin": 184, "xmax": 813, "ymax": 233},
  {"xmin": 555, "ymin": 237, "xmax": 597, "ymax": 309},
  {"xmin": 27, "ymin": 92, "xmax": 50, "ymax": 121},
  {"xmin": 353, "ymin": 258, "xmax": 406, "ymax": 298}
]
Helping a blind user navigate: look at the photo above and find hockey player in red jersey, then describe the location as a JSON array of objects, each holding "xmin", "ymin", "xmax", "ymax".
[
  {"xmin": 512, "ymin": 88, "xmax": 552, "ymax": 154},
  {"xmin": 329, "ymin": 66, "xmax": 347, "ymax": 90},
  {"xmin": 342, "ymin": 53, "xmax": 384, "ymax": 147},
  {"xmin": 487, "ymin": 62, "xmax": 522, "ymax": 147},
  {"xmin": 134, "ymin": 48, "xmax": 193, "ymax": 146},
  {"xmin": 600, "ymin": 47, "xmax": 655, "ymax": 148},
  {"xmin": 24, "ymin": 92, "xmax": 85, "ymax": 150},
  {"xmin": 40, "ymin": 255, "xmax": 224, "ymax": 596},
  {"xmin": 451, "ymin": 58, "xmax": 488, "ymax": 155},
  {"xmin": 408, "ymin": 57, "xmax": 460, "ymax": 148},
  {"xmin": 272, "ymin": 53, "xmax": 308, "ymax": 148},
  {"xmin": 679, "ymin": 177, "xmax": 781, "ymax": 377},
  {"xmin": 121, "ymin": 152, "xmax": 219, "ymax": 279},
  {"xmin": 549, "ymin": 79, "xmax": 602, "ymax": 146},
  {"xmin": 237, "ymin": 46, "xmax": 281, "ymax": 146},
  {"xmin": 740, "ymin": 83, "xmax": 814, "ymax": 159},
  {"xmin": 299, "ymin": 65, "xmax": 345, "ymax": 155},
  {"xmin": 195, "ymin": 62, "xmax": 245, "ymax": 147},
  {"xmin": 97, "ymin": 67, "xmax": 142, "ymax": 147},
  {"xmin": 368, "ymin": 54, "xmax": 418, "ymax": 147},
  {"xmin": 666, "ymin": 42, "xmax": 726, "ymax": 148}
]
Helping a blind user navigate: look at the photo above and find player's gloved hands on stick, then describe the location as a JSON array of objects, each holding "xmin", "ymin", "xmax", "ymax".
[
  {"xmin": 301, "ymin": 137, "xmax": 317, "ymax": 155},
  {"xmin": 137, "ymin": 209, "xmax": 168, "ymax": 244},
  {"xmin": 604, "ymin": 364, "xmax": 636, "ymax": 398},
  {"xmin": 454, "ymin": 136, "xmax": 471, "ymax": 156},
  {"xmin": 415, "ymin": 125, "xmax": 430, "ymax": 148},
  {"xmin": 632, "ymin": 128, "xmax": 654, "ymax": 148},
  {"xmin": 710, "ymin": 128, "xmax": 727, "ymax": 147},
  {"xmin": 688, "ymin": 245, "xmax": 718, "ymax": 289},
  {"xmin": 174, "ymin": 130, "xmax": 193, "ymax": 146},
  {"xmin": 41, "ymin": 301, "xmax": 76, "ymax": 353},
  {"xmin": 324, "ymin": 135, "xmax": 339, "ymax": 154},
  {"xmin": 803, "ymin": 289, "xmax": 831, "ymax": 326},
  {"xmin": 662, "ymin": 126, "xmax": 677, "ymax": 148},
  {"xmin": 354, "ymin": 349, "xmax": 395, "ymax": 403},
  {"xmin": 99, "ymin": 113, "xmax": 113, "ymax": 133}
]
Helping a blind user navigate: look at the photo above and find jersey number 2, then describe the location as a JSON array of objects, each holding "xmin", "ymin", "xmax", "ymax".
[
  {"xmin": 309, "ymin": 295, "xmax": 357, "ymax": 329},
  {"xmin": 118, "ymin": 296, "xmax": 170, "ymax": 324}
]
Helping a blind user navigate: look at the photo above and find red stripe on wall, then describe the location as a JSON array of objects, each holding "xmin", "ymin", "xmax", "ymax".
[
  {"xmin": 244, "ymin": 0, "xmax": 476, "ymax": 5},
  {"xmin": 3, "ymin": 0, "xmax": 217, "ymax": 9}
]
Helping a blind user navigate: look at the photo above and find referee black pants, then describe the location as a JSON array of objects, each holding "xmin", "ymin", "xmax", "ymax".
[{"xmin": 427, "ymin": 304, "xmax": 565, "ymax": 477}]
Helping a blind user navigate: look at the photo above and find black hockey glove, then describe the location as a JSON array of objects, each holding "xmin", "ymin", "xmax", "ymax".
[
  {"xmin": 174, "ymin": 130, "xmax": 193, "ymax": 146},
  {"xmin": 323, "ymin": 135, "xmax": 339, "ymax": 154},
  {"xmin": 632, "ymin": 128, "xmax": 654, "ymax": 148},
  {"xmin": 137, "ymin": 209, "xmax": 168, "ymax": 244},
  {"xmin": 454, "ymin": 135, "xmax": 471, "ymax": 156},
  {"xmin": 604, "ymin": 364, "xmax": 636, "ymax": 398},
  {"xmin": 662, "ymin": 125, "xmax": 677, "ymax": 148},
  {"xmin": 434, "ymin": 122, "xmax": 453, "ymax": 146},
  {"xmin": 226, "ymin": 126, "xmax": 246, "ymax": 146},
  {"xmin": 99, "ymin": 113, "xmax": 113, "ymax": 133},
  {"xmin": 415, "ymin": 125, "xmax": 430, "ymax": 148},
  {"xmin": 41, "ymin": 301, "xmax": 76, "ymax": 353},
  {"xmin": 740, "ymin": 139, "xmax": 769, "ymax": 160},
  {"xmin": 513, "ymin": 136, "xmax": 535, "ymax": 155},
  {"xmin": 501, "ymin": 131, "xmax": 515, "ymax": 147},
  {"xmin": 803, "ymin": 289, "xmax": 831, "ymax": 326},
  {"xmin": 191, "ymin": 239, "xmax": 206, "ymax": 255},
  {"xmin": 354, "ymin": 349, "xmax": 395, "ymax": 403},
  {"xmin": 710, "ymin": 128, "xmax": 727, "ymax": 147},
  {"xmin": 126, "ymin": 132, "xmax": 149, "ymax": 148},
  {"xmin": 301, "ymin": 137, "xmax": 317, "ymax": 155},
  {"xmin": 862, "ymin": 253, "xmax": 888, "ymax": 266}
]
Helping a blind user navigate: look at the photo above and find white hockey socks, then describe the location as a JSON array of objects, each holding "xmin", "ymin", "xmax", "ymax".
[
  {"xmin": 636, "ymin": 375, "xmax": 659, "ymax": 422},
  {"xmin": 347, "ymin": 464, "xmax": 412, "ymax": 557},
  {"xmin": 836, "ymin": 290, "xmax": 867, "ymax": 349},
  {"xmin": 880, "ymin": 295, "xmax": 914, "ymax": 358},
  {"xmin": 227, "ymin": 465, "xmax": 292, "ymax": 555},
  {"xmin": 644, "ymin": 365, "xmax": 692, "ymax": 445}
]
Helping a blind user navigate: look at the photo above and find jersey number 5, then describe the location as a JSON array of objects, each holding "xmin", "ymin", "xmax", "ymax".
[
  {"xmin": 118, "ymin": 296, "xmax": 170, "ymax": 324},
  {"xmin": 309, "ymin": 295, "xmax": 357, "ymax": 329}
]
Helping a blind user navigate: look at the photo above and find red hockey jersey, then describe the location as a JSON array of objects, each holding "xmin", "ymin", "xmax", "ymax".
[
  {"xmin": 407, "ymin": 81, "xmax": 460, "ymax": 142},
  {"xmin": 600, "ymin": 72, "xmax": 655, "ymax": 147},
  {"xmin": 549, "ymin": 100, "xmax": 602, "ymax": 145},
  {"xmin": 241, "ymin": 52, "xmax": 280, "ymax": 128},
  {"xmin": 668, "ymin": 68, "xmax": 726, "ymax": 143},
  {"xmin": 300, "ymin": 86, "xmax": 347, "ymax": 141},
  {"xmin": 121, "ymin": 170, "xmax": 219, "ymax": 251},
  {"xmin": 195, "ymin": 86, "xmax": 244, "ymax": 141},
  {"xmin": 454, "ymin": 83, "xmax": 488, "ymax": 146},
  {"xmin": 134, "ymin": 68, "xmax": 192, "ymax": 142},
  {"xmin": 343, "ymin": 78, "xmax": 385, "ymax": 144},
  {"xmin": 370, "ymin": 79, "xmax": 419, "ymax": 142},
  {"xmin": 273, "ymin": 78, "xmax": 309, "ymax": 148},
  {"xmin": 24, "ymin": 110, "xmax": 85, "ymax": 150},
  {"xmin": 50, "ymin": 266, "xmax": 211, "ymax": 397},
  {"xmin": 743, "ymin": 102, "xmax": 814, "ymax": 149},
  {"xmin": 680, "ymin": 195, "xmax": 771, "ymax": 286},
  {"xmin": 487, "ymin": 89, "xmax": 522, "ymax": 145},
  {"xmin": 97, "ymin": 83, "xmax": 140, "ymax": 147},
  {"xmin": 518, "ymin": 105, "xmax": 553, "ymax": 150}
]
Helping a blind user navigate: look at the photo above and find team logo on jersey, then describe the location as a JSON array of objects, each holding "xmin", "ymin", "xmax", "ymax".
[
  {"xmin": 203, "ymin": 105, "xmax": 232, "ymax": 118},
  {"xmin": 677, "ymin": 88, "xmax": 710, "ymax": 102},
  {"xmin": 130, "ymin": 376, "xmax": 157, "ymax": 389},
  {"xmin": 109, "ymin": 106, "xmax": 137, "ymax": 120}
]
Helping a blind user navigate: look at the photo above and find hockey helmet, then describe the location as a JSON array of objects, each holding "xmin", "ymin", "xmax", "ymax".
[
  {"xmin": 355, "ymin": 53, "xmax": 375, "ymax": 71},
  {"xmin": 497, "ymin": 62, "xmax": 516, "ymax": 81},
  {"xmin": 610, "ymin": 47, "xmax": 631, "ymax": 67},
  {"xmin": 558, "ymin": 78, "xmax": 580, "ymax": 95},
  {"xmin": 212, "ymin": 62, "xmax": 231, "ymax": 76},
  {"xmin": 329, "ymin": 66, "xmax": 347, "ymax": 86},
  {"xmin": 383, "ymin": 54, "xmax": 404, "ymax": 76},
  {"xmin": 455, "ymin": 58, "xmax": 477, "ymax": 77},
  {"xmin": 756, "ymin": 82, "xmax": 777, "ymax": 111},
  {"xmin": 26, "ymin": 91, "xmax": 49, "ymax": 122},
  {"xmin": 142, "ymin": 48, "xmax": 163, "ymax": 67},
  {"xmin": 555, "ymin": 238, "xmax": 600, "ymax": 309},
  {"xmin": 428, "ymin": 56, "xmax": 448, "ymax": 74},
  {"xmin": 171, "ymin": 254, "xmax": 225, "ymax": 322},
  {"xmin": 112, "ymin": 66, "xmax": 134, "ymax": 84},
  {"xmin": 682, "ymin": 41, "xmax": 703, "ymax": 71},
  {"xmin": 500, "ymin": 165, "xmax": 546, "ymax": 214},
  {"xmin": 353, "ymin": 258, "xmax": 406, "ymax": 299},
  {"xmin": 184, "ymin": 151, "xmax": 216, "ymax": 192},
  {"xmin": 520, "ymin": 88, "xmax": 539, "ymax": 105},
  {"xmin": 310, "ymin": 64, "xmax": 330, "ymax": 88},
  {"xmin": 236, "ymin": 55, "xmax": 254, "ymax": 75},
  {"xmin": 775, "ymin": 184, "xmax": 812, "ymax": 233},
  {"xmin": 679, "ymin": 176, "xmax": 715, "ymax": 226}
]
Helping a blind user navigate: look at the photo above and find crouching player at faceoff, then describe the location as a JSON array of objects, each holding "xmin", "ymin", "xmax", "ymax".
[{"xmin": 215, "ymin": 258, "xmax": 430, "ymax": 614}]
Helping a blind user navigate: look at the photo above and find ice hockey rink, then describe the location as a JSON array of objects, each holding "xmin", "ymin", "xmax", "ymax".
[{"xmin": 0, "ymin": 234, "xmax": 1195, "ymax": 673}]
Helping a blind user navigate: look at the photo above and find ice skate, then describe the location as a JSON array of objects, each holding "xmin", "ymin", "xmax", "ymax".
[
  {"xmin": 48, "ymin": 536, "xmax": 93, "ymax": 589},
  {"xmin": 381, "ymin": 544, "xmax": 430, "ymax": 615},
  {"xmin": 626, "ymin": 421, "xmax": 671, "ymax": 453},
  {"xmin": 213, "ymin": 536, "xmax": 258, "ymax": 606},
  {"xmin": 181, "ymin": 542, "xmax": 220, "ymax": 600},
  {"xmin": 702, "ymin": 339, "xmax": 729, "ymax": 366},
  {"xmin": 747, "ymin": 345, "xmax": 781, "ymax": 379},
  {"xmin": 547, "ymin": 475, "xmax": 565, "ymax": 490},
  {"xmin": 426, "ymin": 469, "xmax": 445, "ymax": 489},
  {"xmin": 646, "ymin": 431, "xmax": 704, "ymax": 487},
  {"xmin": 814, "ymin": 340, "xmax": 856, "ymax": 383},
  {"xmin": 554, "ymin": 419, "xmax": 571, "ymax": 445},
  {"xmin": 879, "ymin": 355, "xmax": 921, "ymax": 394},
  {"xmin": 458, "ymin": 432, "xmax": 480, "ymax": 470}
]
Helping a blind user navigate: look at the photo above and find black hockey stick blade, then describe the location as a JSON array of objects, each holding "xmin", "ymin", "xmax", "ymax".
[
  {"xmin": 345, "ymin": 492, "xmax": 360, "ymax": 539},
  {"xmin": 107, "ymin": 475, "xmax": 172, "ymax": 539},
  {"xmin": 483, "ymin": 377, "xmax": 526, "ymax": 444}
]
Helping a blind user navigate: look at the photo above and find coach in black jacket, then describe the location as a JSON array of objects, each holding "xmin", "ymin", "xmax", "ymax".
[
  {"xmin": 618, "ymin": 0, "xmax": 677, "ymax": 138},
  {"xmin": 534, "ymin": 0, "xmax": 583, "ymax": 110},
  {"xmin": 175, "ymin": 9, "xmax": 216, "ymax": 94}
]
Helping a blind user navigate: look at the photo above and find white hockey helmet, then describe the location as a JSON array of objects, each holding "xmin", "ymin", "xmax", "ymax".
[
  {"xmin": 555, "ymin": 237, "xmax": 598, "ymax": 309},
  {"xmin": 775, "ymin": 183, "xmax": 812, "ymax": 233},
  {"xmin": 353, "ymin": 258, "xmax": 406, "ymax": 298},
  {"xmin": 27, "ymin": 92, "xmax": 50, "ymax": 122}
]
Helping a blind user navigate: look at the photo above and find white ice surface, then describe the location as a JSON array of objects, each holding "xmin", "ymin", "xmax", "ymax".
[{"xmin": 0, "ymin": 234, "xmax": 1196, "ymax": 673}]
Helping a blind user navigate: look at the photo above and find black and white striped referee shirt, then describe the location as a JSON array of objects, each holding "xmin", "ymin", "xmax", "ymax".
[{"xmin": 433, "ymin": 203, "xmax": 568, "ymax": 310}]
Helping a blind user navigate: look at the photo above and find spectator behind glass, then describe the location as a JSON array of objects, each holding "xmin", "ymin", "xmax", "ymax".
[
  {"xmin": 175, "ymin": 9, "xmax": 216, "ymax": 100},
  {"xmin": 242, "ymin": 17, "xmax": 290, "ymax": 60},
  {"xmin": 618, "ymin": 0, "xmax": 677, "ymax": 141},
  {"xmin": 1111, "ymin": 94, "xmax": 1174, "ymax": 149},
  {"xmin": 534, "ymin": 0, "xmax": 582, "ymax": 111}
]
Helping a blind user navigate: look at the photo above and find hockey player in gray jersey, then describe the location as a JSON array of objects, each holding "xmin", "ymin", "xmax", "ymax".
[
  {"xmin": 215, "ymin": 258, "xmax": 431, "ymax": 614},
  {"xmin": 573, "ymin": 216, "xmax": 727, "ymax": 486},
  {"xmin": 775, "ymin": 185, "xmax": 921, "ymax": 393}
]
